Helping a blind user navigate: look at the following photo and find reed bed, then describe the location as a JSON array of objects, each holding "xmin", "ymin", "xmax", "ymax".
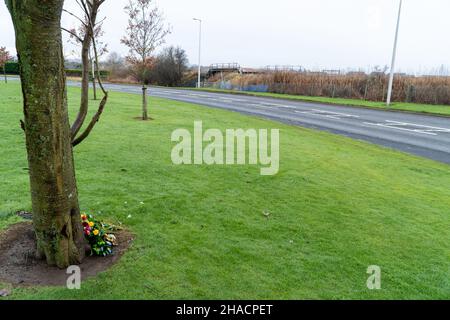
[{"xmin": 208, "ymin": 72, "xmax": 450, "ymax": 105}]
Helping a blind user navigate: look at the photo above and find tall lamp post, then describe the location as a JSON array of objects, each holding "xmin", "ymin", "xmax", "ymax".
[
  {"xmin": 386, "ymin": 0, "xmax": 403, "ymax": 107},
  {"xmin": 193, "ymin": 18, "xmax": 202, "ymax": 88}
]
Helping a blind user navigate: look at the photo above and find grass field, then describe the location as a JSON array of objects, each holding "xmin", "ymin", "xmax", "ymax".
[
  {"xmin": 187, "ymin": 87, "xmax": 450, "ymax": 117},
  {"xmin": 0, "ymin": 81, "xmax": 449, "ymax": 299}
]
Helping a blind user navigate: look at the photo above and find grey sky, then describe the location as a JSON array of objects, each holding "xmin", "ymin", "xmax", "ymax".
[{"xmin": 1, "ymin": 0, "xmax": 449, "ymax": 74}]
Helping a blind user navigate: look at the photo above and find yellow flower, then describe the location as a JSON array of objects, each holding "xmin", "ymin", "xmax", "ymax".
[
  {"xmin": 88, "ymin": 221, "xmax": 94, "ymax": 227},
  {"xmin": 93, "ymin": 229, "xmax": 99, "ymax": 236}
]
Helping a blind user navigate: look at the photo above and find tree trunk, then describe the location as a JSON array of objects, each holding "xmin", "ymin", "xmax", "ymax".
[
  {"xmin": 91, "ymin": 55, "xmax": 97, "ymax": 100},
  {"xmin": 142, "ymin": 85, "xmax": 148, "ymax": 120},
  {"xmin": 6, "ymin": 0, "xmax": 85, "ymax": 268},
  {"xmin": 92, "ymin": 76, "xmax": 97, "ymax": 100},
  {"xmin": 71, "ymin": 21, "xmax": 93, "ymax": 138}
]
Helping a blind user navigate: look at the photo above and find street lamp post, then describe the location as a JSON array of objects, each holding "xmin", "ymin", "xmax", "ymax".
[
  {"xmin": 386, "ymin": 0, "xmax": 403, "ymax": 107},
  {"xmin": 193, "ymin": 18, "xmax": 202, "ymax": 88}
]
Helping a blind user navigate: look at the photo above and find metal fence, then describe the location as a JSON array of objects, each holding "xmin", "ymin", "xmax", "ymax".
[{"xmin": 203, "ymin": 81, "xmax": 269, "ymax": 93}]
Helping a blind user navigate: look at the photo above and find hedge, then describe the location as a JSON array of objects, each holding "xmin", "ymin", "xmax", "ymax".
[
  {"xmin": 0, "ymin": 62, "xmax": 20, "ymax": 74},
  {"xmin": 0, "ymin": 62, "xmax": 109, "ymax": 79},
  {"xmin": 66, "ymin": 69, "xmax": 110, "ymax": 79}
]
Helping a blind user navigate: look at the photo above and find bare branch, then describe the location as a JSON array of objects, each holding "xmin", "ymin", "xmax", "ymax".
[
  {"xmin": 61, "ymin": 27, "xmax": 83, "ymax": 43},
  {"xmin": 72, "ymin": 94, "xmax": 108, "ymax": 147},
  {"xmin": 70, "ymin": 0, "xmax": 100, "ymax": 139},
  {"xmin": 62, "ymin": 8, "xmax": 88, "ymax": 28},
  {"xmin": 121, "ymin": 0, "xmax": 171, "ymax": 82},
  {"xmin": 71, "ymin": 0, "xmax": 109, "ymax": 147}
]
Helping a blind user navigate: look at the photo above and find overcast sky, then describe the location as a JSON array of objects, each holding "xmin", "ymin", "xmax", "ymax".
[{"xmin": 1, "ymin": 0, "xmax": 450, "ymax": 74}]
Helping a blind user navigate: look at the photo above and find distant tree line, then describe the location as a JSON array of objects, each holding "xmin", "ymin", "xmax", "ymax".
[
  {"xmin": 141, "ymin": 46, "xmax": 189, "ymax": 87},
  {"xmin": 0, "ymin": 61, "xmax": 110, "ymax": 80},
  {"xmin": 102, "ymin": 46, "xmax": 193, "ymax": 87},
  {"xmin": 2, "ymin": 45, "xmax": 192, "ymax": 87}
]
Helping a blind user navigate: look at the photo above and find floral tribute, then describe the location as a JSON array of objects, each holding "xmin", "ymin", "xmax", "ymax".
[{"xmin": 81, "ymin": 213, "xmax": 118, "ymax": 257}]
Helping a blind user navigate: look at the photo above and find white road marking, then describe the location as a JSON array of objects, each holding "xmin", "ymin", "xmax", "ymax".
[
  {"xmin": 295, "ymin": 109, "xmax": 360, "ymax": 120},
  {"xmin": 245, "ymin": 102, "xmax": 297, "ymax": 110},
  {"xmin": 312, "ymin": 109, "xmax": 360, "ymax": 118},
  {"xmin": 259, "ymin": 102, "xmax": 289, "ymax": 107},
  {"xmin": 187, "ymin": 93, "xmax": 210, "ymax": 97},
  {"xmin": 206, "ymin": 96, "xmax": 248, "ymax": 103},
  {"xmin": 324, "ymin": 115, "xmax": 341, "ymax": 120},
  {"xmin": 247, "ymin": 103, "xmax": 262, "ymax": 107},
  {"xmin": 246, "ymin": 103, "xmax": 275, "ymax": 109},
  {"xmin": 217, "ymin": 97, "xmax": 237, "ymax": 102},
  {"xmin": 269, "ymin": 104, "xmax": 298, "ymax": 109},
  {"xmin": 363, "ymin": 120, "xmax": 450, "ymax": 136},
  {"xmin": 364, "ymin": 122, "xmax": 436, "ymax": 135},
  {"xmin": 385, "ymin": 120, "xmax": 450, "ymax": 132}
]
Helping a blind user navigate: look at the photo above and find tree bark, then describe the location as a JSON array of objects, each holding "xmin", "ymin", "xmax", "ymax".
[
  {"xmin": 6, "ymin": 0, "xmax": 85, "ymax": 268},
  {"xmin": 91, "ymin": 55, "xmax": 97, "ymax": 100},
  {"xmin": 71, "ymin": 16, "xmax": 94, "ymax": 138},
  {"xmin": 92, "ymin": 74, "xmax": 97, "ymax": 100},
  {"xmin": 142, "ymin": 85, "xmax": 148, "ymax": 120}
]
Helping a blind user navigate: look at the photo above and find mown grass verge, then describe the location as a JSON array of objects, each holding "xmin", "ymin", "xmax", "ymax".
[{"xmin": 0, "ymin": 81, "xmax": 449, "ymax": 299}]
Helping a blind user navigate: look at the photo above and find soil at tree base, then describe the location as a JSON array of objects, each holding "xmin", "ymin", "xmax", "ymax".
[{"xmin": 0, "ymin": 222, "xmax": 134, "ymax": 286}]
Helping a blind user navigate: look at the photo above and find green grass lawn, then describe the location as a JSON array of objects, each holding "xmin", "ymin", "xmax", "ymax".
[
  {"xmin": 187, "ymin": 87, "xmax": 450, "ymax": 117},
  {"xmin": 0, "ymin": 81, "xmax": 449, "ymax": 300}
]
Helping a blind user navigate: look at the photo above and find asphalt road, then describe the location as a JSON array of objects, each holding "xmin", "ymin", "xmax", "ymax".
[
  {"xmin": 9, "ymin": 77, "xmax": 450, "ymax": 164},
  {"xmin": 78, "ymin": 82, "xmax": 449, "ymax": 164}
]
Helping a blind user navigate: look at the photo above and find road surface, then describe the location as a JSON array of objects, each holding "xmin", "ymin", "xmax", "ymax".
[
  {"xmin": 9, "ymin": 77, "xmax": 450, "ymax": 164},
  {"xmin": 87, "ymin": 82, "xmax": 450, "ymax": 164}
]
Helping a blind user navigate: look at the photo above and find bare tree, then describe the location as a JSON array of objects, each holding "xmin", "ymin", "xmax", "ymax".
[
  {"xmin": 0, "ymin": 47, "xmax": 12, "ymax": 83},
  {"xmin": 104, "ymin": 51, "xmax": 124, "ymax": 75},
  {"xmin": 121, "ymin": 0, "xmax": 170, "ymax": 120},
  {"xmin": 88, "ymin": 24, "xmax": 108, "ymax": 101},
  {"xmin": 63, "ymin": 0, "xmax": 109, "ymax": 146},
  {"xmin": 151, "ymin": 46, "xmax": 189, "ymax": 87},
  {"xmin": 5, "ymin": 0, "xmax": 108, "ymax": 268},
  {"xmin": 65, "ymin": 13, "xmax": 108, "ymax": 100}
]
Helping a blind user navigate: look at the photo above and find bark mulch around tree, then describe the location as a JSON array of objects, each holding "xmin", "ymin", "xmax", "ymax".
[{"xmin": 0, "ymin": 222, "xmax": 134, "ymax": 287}]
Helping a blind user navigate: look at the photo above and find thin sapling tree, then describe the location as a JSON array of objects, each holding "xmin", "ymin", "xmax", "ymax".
[{"xmin": 121, "ymin": 0, "xmax": 170, "ymax": 120}]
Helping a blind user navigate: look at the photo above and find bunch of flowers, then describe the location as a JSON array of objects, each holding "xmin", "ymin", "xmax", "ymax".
[{"xmin": 81, "ymin": 213, "xmax": 118, "ymax": 257}]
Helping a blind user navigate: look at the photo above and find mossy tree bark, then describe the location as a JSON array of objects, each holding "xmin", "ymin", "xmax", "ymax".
[{"xmin": 6, "ymin": 0, "xmax": 85, "ymax": 268}]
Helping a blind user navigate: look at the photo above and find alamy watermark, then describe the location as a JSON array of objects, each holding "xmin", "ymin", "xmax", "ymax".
[
  {"xmin": 366, "ymin": 265, "xmax": 381, "ymax": 290},
  {"xmin": 171, "ymin": 121, "xmax": 280, "ymax": 176},
  {"xmin": 66, "ymin": 265, "xmax": 81, "ymax": 290}
]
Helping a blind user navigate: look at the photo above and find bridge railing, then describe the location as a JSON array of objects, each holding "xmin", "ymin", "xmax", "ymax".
[
  {"xmin": 264, "ymin": 65, "xmax": 305, "ymax": 73},
  {"xmin": 209, "ymin": 63, "xmax": 241, "ymax": 70}
]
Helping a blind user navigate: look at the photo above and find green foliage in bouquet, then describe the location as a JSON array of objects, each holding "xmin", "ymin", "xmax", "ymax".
[{"xmin": 81, "ymin": 213, "xmax": 118, "ymax": 257}]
